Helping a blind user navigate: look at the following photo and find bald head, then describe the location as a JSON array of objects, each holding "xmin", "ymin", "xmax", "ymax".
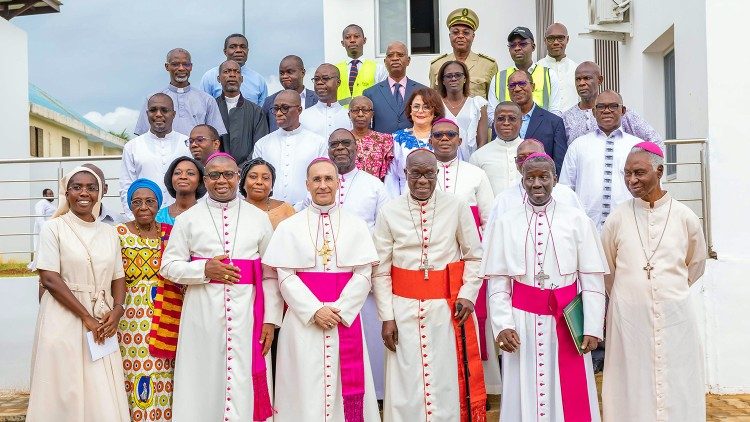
[
  {"xmin": 276, "ymin": 89, "xmax": 301, "ymax": 106},
  {"xmin": 385, "ymin": 41, "xmax": 410, "ymax": 79},
  {"xmin": 405, "ymin": 150, "xmax": 437, "ymax": 201},
  {"xmin": 350, "ymin": 96, "xmax": 372, "ymax": 109},
  {"xmin": 574, "ymin": 61, "xmax": 603, "ymax": 103},
  {"xmin": 544, "ymin": 23, "xmax": 569, "ymax": 60},
  {"xmin": 313, "ymin": 64, "xmax": 341, "ymax": 103},
  {"xmin": 515, "ymin": 139, "xmax": 546, "ymax": 172},
  {"xmin": 273, "ymin": 89, "xmax": 303, "ymax": 130},
  {"xmin": 545, "ymin": 23, "xmax": 568, "ymax": 37},
  {"xmin": 593, "ymin": 90, "xmax": 625, "ymax": 135},
  {"xmin": 406, "ymin": 149, "xmax": 437, "ymax": 168}
]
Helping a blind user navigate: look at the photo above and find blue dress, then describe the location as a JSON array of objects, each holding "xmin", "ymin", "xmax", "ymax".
[{"xmin": 155, "ymin": 207, "xmax": 175, "ymax": 226}]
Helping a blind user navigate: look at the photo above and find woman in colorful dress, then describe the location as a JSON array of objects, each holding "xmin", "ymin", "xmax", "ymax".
[
  {"xmin": 117, "ymin": 178, "xmax": 172, "ymax": 421},
  {"xmin": 383, "ymin": 87, "xmax": 444, "ymax": 196},
  {"xmin": 27, "ymin": 166, "xmax": 129, "ymax": 421},
  {"xmin": 436, "ymin": 60, "xmax": 489, "ymax": 160},
  {"xmin": 241, "ymin": 157, "xmax": 295, "ymax": 229},
  {"xmin": 348, "ymin": 95, "xmax": 394, "ymax": 180}
]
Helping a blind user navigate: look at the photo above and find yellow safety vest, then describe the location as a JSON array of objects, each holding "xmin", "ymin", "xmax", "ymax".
[
  {"xmin": 494, "ymin": 65, "xmax": 552, "ymax": 109},
  {"xmin": 336, "ymin": 59, "xmax": 377, "ymax": 107}
]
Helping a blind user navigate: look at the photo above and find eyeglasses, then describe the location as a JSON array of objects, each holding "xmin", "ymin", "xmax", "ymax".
[
  {"xmin": 442, "ymin": 72, "xmax": 465, "ymax": 81},
  {"xmin": 205, "ymin": 171, "xmax": 238, "ymax": 181},
  {"xmin": 507, "ymin": 81, "xmax": 529, "ymax": 90},
  {"xmin": 450, "ymin": 28, "xmax": 474, "ymax": 37},
  {"xmin": 545, "ymin": 35, "xmax": 567, "ymax": 43},
  {"xmin": 406, "ymin": 171, "xmax": 438, "ymax": 180},
  {"xmin": 130, "ymin": 198, "xmax": 158, "ymax": 209},
  {"xmin": 594, "ymin": 103, "xmax": 622, "ymax": 112},
  {"xmin": 271, "ymin": 104, "xmax": 299, "ymax": 115},
  {"xmin": 496, "ymin": 115, "xmax": 519, "ymax": 123},
  {"xmin": 67, "ymin": 184, "xmax": 99, "ymax": 193},
  {"xmin": 328, "ymin": 139, "xmax": 354, "ymax": 148},
  {"xmin": 186, "ymin": 136, "xmax": 215, "ymax": 146},
  {"xmin": 508, "ymin": 41, "xmax": 531, "ymax": 49},
  {"xmin": 410, "ymin": 104, "xmax": 433, "ymax": 112},
  {"xmin": 168, "ymin": 61, "xmax": 193, "ymax": 68},
  {"xmin": 311, "ymin": 76, "xmax": 338, "ymax": 83},
  {"xmin": 431, "ymin": 130, "xmax": 459, "ymax": 139},
  {"xmin": 350, "ymin": 107, "xmax": 373, "ymax": 115}
]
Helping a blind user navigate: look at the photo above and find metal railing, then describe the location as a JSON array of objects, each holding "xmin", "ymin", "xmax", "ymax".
[{"xmin": 0, "ymin": 141, "xmax": 714, "ymax": 259}]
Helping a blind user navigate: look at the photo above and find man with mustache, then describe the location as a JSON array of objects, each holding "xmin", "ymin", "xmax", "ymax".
[
  {"xmin": 201, "ymin": 33, "xmax": 268, "ymax": 106},
  {"xmin": 536, "ymin": 23, "xmax": 579, "ymax": 113},
  {"xmin": 135, "ymin": 48, "xmax": 226, "ymax": 137}
]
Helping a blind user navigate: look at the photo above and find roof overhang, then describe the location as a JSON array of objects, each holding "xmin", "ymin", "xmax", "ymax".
[{"xmin": 0, "ymin": 0, "xmax": 61, "ymax": 20}]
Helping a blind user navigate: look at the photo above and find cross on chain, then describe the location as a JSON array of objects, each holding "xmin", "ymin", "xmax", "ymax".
[
  {"xmin": 317, "ymin": 239, "xmax": 333, "ymax": 266},
  {"xmin": 535, "ymin": 270, "xmax": 550, "ymax": 289},
  {"xmin": 419, "ymin": 256, "xmax": 434, "ymax": 280},
  {"xmin": 643, "ymin": 262, "xmax": 654, "ymax": 280}
]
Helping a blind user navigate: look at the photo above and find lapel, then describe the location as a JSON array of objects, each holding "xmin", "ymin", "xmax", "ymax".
[
  {"xmin": 217, "ymin": 95, "xmax": 230, "ymax": 128},
  {"xmin": 525, "ymin": 106, "xmax": 544, "ymax": 138},
  {"xmin": 305, "ymin": 88, "xmax": 319, "ymax": 109},
  {"xmin": 377, "ymin": 80, "xmax": 401, "ymax": 115}
]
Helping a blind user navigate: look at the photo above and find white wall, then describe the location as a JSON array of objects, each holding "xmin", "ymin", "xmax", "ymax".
[{"xmin": 0, "ymin": 18, "xmax": 29, "ymax": 159}]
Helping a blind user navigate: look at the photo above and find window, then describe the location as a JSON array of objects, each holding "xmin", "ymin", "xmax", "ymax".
[
  {"xmin": 663, "ymin": 49, "xmax": 677, "ymax": 176},
  {"xmin": 29, "ymin": 126, "xmax": 43, "ymax": 157},
  {"xmin": 87, "ymin": 148, "xmax": 92, "ymax": 156},
  {"xmin": 62, "ymin": 137, "xmax": 70, "ymax": 157},
  {"xmin": 377, "ymin": 0, "xmax": 439, "ymax": 55}
]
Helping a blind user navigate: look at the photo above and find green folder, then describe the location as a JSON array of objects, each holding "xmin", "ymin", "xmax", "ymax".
[{"xmin": 563, "ymin": 293, "xmax": 585, "ymax": 356}]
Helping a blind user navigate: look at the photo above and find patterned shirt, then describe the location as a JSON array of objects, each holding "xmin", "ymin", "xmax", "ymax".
[
  {"xmin": 562, "ymin": 105, "xmax": 664, "ymax": 149},
  {"xmin": 355, "ymin": 131, "xmax": 395, "ymax": 179}
]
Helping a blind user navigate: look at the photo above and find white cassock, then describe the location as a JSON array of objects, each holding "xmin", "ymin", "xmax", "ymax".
[
  {"xmin": 469, "ymin": 136, "xmax": 523, "ymax": 196},
  {"xmin": 160, "ymin": 197, "xmax": 283, "ymax": 422},
  {"xmin": 252, "ymin": 126, "xmax": 328, "ymax": 209},
  {"xmin": 373, "ymin": 190, "xmax": 485, "ymax": 422},
  {"xmin": 264, "ymin": 203, "xmax": 381, "ymax": 422},
  {"xmin": 436, "ymin": 157, "xmax": 500, "ymax": 394},
  {"xmin": 601, "ymin": 194, "xmax": 707, "ymax": 422},
  {"xmin": 482, "ymin": 199, "xmax": 607, "ymax": 422},
  {"xmin": 300, "ymin": 101, "xmax": 353, "ymax": 139}
]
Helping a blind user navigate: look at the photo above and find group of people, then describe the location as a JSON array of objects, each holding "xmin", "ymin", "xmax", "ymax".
[{"xmin": 26, "ymin": 8, "xmax": 708, "ymax": 422}]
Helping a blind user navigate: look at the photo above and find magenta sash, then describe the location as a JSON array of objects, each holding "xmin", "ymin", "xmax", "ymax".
[
  {"xmin": 470, "ymin": 205, "xmax": 489, "ymax": 360},
  {"xmin": 191, "ymin": 256, "xmax": 273, "ymax": 421},
  {"xmin": 510, "ymin": 280, "xmax": 592, "ymax": 422},
  {"xmin": 298, "ymin": 271, "xmax": 365, "ymax": 422}
]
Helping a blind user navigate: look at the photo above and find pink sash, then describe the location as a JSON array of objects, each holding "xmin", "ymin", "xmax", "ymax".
[
  {"xmin": 470, "ymin": 205, "xmax": 489, "ymax": 360},
  {"xmin": 510, "ymin": 280, "xmax": 592, "ymax": 422},
  {"xmin": 191, "ymin": 257, "xmax": 273, "ymax": 421},
  {"xmin": 298, "ymin": 271, "xmax": 365, "ymax": 422}
]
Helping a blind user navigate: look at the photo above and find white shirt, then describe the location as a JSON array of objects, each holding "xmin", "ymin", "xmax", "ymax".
[
  {"xmin": 444, "ymin": 96, "xmax": 489, "ymax": 160},
  {"xmin": 488, "ymin": 62, "xmax": 563, "ymax": 123},
  {"xmin": 225, "ymin": 94, "xmax": 240, "ymax": 111},
  {"xmin": 469, "ymin": 136, "xmax": 523, "ymax": 196},
  {"xmin": 252, "ymin": 126, "xmax": 327, "ymax": 209},
  {"xmin": 536, "ymin": 55, "xmax": 579, "ymax": 112},
  {"xmin": 559, "ymin": 127, "xmax": 641, "ymax": 231},
  {"xmin": 33, "ymin": 199, "xmax": 56, "ymax": 234},
  {"xmin": 435, "ymin": 158, "xmax": 495, "ymax": 231},
  {"xmin": 119, "ymin": 130, "xmax": 190, "ymax": 217},
  {"xmin": 299, "ymin": 101, "xmax": 352, "ymax": 140}
]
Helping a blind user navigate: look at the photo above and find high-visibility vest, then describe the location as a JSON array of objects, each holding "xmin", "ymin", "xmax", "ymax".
[
  {"xmin": 336, "ymin": 59, "xmax": 377, "ymax": 107},
  {"xmin": 494, "ymin": 65, "xmax": 552, "ymax": 109}
]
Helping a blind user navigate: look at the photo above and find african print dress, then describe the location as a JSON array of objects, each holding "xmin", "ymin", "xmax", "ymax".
[{"xmin": 116, "ymin": 224, "xmax": 174, "ymax": 421}]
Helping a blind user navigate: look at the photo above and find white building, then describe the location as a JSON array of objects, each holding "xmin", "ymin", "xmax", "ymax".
[{"xmin": 322, "ymin": 0, "xmax": 749, "ymax": 394}]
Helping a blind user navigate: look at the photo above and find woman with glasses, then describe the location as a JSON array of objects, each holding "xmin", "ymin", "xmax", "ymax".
[
  {"xmin": 384, "ymin": 87, "xmax": 444, "ymax": 196},
  {"xmin": 348, "ymin": 95, "xmax": 394, "ymax": 179},
  {"xmin": 116, "ymin": 178, "xmax": 175, "ymax": 421},
  {"xmin": 27, "ymin": 166, "xmax": 129, "ymax": 421},
  {"xmin": 436, "ymin": 60, "xmax": 489, "ymax": 160},
  {"xmin": 240, "ymin": 158, "xmax": 295, "ymax": 229}
]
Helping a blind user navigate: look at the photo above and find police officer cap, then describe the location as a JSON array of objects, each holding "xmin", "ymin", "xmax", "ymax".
[
  {"xmin": 446, "ymin": 8, "xmax": 479, "ymax": 31},
  {"xmin": 508, "ymin": 26, "xmax": 534, "ymax": 42}
]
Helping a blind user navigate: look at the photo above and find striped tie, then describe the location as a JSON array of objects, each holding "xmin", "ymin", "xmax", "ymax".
[
  {"xmin": 349, "ymin": 59, "xmax": 360, "ymax": 95},
  {"xmin": 601, "ymin": 137, "xmax": 615, "ymax": 224}
]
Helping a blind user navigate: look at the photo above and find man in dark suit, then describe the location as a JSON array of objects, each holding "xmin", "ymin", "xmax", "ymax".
[
  {"xmin": 262, "ymin": 55, "xmax": 319, "ymax": 131},
  {"xmin": 363, "ymin": 41, "xmax": 426, "ymax": 134},
  {"xmin": 509, "ymin": 68, "xmax": 568, "ymax": 173}
]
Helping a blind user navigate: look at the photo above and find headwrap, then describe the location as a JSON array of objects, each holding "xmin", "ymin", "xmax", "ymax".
[
  {"xmin": 205, "ymin": 151, "xmax": 236, "ymax": 164},
  {"xmin": 431, "ymin": 117, "xmax": 459, "ymax": 128},
  {"xmin": 164, "ymin": 156, "xmax": 207, "ymax": 199},
  {"xmin": 51, "ymin": 166, "xmax": 103, "ymax": 219},
  {"xmin": 633, "ymin": 141, "xmax": 664, "ymax": 157},
  {"xmin": 127, "ymin": 178, "xmax": 163, "ymax": 211}
]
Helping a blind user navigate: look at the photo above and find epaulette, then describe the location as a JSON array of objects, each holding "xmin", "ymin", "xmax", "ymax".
[
  {"xmin": 430, "ymin": 53, "xmax": 449, "ymax": 64},
  {"xmin": 477, "ymin": 53, "xmax": 497, "ymax": 63}
]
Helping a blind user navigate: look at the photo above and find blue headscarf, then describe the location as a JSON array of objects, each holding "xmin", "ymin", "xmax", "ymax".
[{"xmin": 127, "ymin": 178, "xmax": 163, "ymax": 210}]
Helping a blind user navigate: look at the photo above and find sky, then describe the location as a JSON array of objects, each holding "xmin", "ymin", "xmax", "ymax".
[{"xmin": 13, "ymin": 0, "xmax": 323, "ymax": 135}]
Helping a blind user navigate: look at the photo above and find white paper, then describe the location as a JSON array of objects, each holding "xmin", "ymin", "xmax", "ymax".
[{"xmin": 86, "ymin": 331, "xmax": 119, "ymax": 361}]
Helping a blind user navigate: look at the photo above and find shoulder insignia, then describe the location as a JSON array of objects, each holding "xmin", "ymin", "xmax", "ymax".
[
  {"xmin": 477, "ymin": 53, "xmax": 497, "ymax": 63},
  {"xmin": 430, "ymin": 53, "xmax": 449, "ymax": 64}
]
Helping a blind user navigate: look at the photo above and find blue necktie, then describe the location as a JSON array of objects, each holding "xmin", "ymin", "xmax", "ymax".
[{"xmin": 393, "ymin": 83, "xmax": 403, "ymax": 109}]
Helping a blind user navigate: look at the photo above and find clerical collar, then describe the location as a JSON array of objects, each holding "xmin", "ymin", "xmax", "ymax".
[
  {"xmin": 309, "ymin": 201, "xmax": 337, "ymax": 215},
  {"xmin": 318, "ymin": 101, "xmax": 342, "ymax": 110},
  {"xmin": 408, "ymin": 193, "xmax": 434, "ymax": 207},
  {"xmin": 439, "ymin": 157, "xmax": 458, "ymax": 168},
  {"xmin": 495, "ymin": 136, "xmax": 522, "ymax": 145},
  {"xmin": 526, "ymin": 197, "xmax": 554, "ymax": 213},
  {"xmin": 278, "ymin": 125, "xmax": 303, "ymax": 137},
  {"xmin": 206, "ymin": 195, "xmax": 240, "ymax": 209},
  {"xmin": 340, "ymin": 168, "xmax": 358, "ymax": 180},
  {"xmin": 595, "ymin": 126, "xmax": 624, "ymax": 139},
  {"xmin": 168, "ymin": 84, "xmax": 191, "ymax": 94},
  {"xmin": 635, "ymin": 191, "xmax": 671, "ymax": 209},
  {"xmin": 147, "ymin": 130, "xmax": 176, "ymax": 140}
]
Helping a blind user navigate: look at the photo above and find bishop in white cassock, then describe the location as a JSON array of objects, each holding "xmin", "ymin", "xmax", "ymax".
[
  {"xmin": 601, "ymin": 143, "xmax": 707, "ymax": 422},
  {"xmin": 373, "ymin": 149, "xmax": 487, "ymax": 422},
  {"xmin": 429, "ymin": 117, "xmax": 500, "ymax": 394},
  {"xmin": 264, "ymin": 158, "xmax": 380, "ymax": 422},
  {"xmin": 252, "ymin": 90, "xmax": 328, "ymax": 209},
  {"xmin": 159, "ymin": 153, "xmax": 283, "ymax": 422},
  {"xmin": 482, "ymin": 152, "xmax": 607, "ymax": 422},
  {"xmin": 300, "ymin": 64, "xmax": 353, "ymax": 139},
  {"xmin": 469, "ymin": 102, "xmax": 524, "ymax": 196}
]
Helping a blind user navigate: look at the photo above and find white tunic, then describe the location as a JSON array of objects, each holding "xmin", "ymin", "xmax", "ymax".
[
  {"xmin": 300, "ymin": 101, "xmax": 353, "ymax": 140},
  {"xmin": 119, "ymin": 130, "xmax": 190, "ymax": 217},
  {"xmin": 601, "ymin": 194, "xmax": 707, "ymax": 422},
  {"xmin": 159, "ymin": 197, "xmax": 283, "ymax": 422},
  {"xmin": 264, "ymin": 203, "xmax": 381, "ymax": 422},
  {"xmin": 469, "ymin": 136, "xmax": 523, "ymax": 196},
  {"xmin": 559, "ymin": 127, "xmax": 640, "ymax": 231},
  {"xmin": 486, "ymin": 181, "xmax": 583, "ymax": 234},
  {"xmin": 444, "ymin": 96, "xmax": 489, "ymax": 160},
  {"xmin": 482, "ymin": 200, "xmax": 607, "ymax": 422},
  {"xmin": 372, "ymin": 190, "xmax": 483, "ymax": 422},
  {"xmin": 252, "ymin": 126, "xmax": 328, "ymax": 208},
  {"xmin": 536, "ymin": 55, "xmax": 580, "ymax": 113},
  {"xmin": 435, "ymin": 158, "xmax": 494, "ymax": 231}
]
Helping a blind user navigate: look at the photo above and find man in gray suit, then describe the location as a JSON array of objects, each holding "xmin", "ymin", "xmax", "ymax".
[
  {"xmin": 262, "ymin": 55, "xmax": 319, "ymax": 131},
  {"xmin": 363, "ymin": 42, "xmax": 426, "ymax": 134}
]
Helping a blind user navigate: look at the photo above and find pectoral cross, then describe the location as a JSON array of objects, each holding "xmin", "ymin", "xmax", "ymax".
[
  {"xmin": 643, "ymin": 262, "xmax": 654, "ymax": 280},
  {"xmin": 317, "ymin": 239, "xmax": 333, "ymax": 266},
  {"xmin": 419, "ymin": 257, "xmax": 434, "ymax": 280},
  {"xmin": 535, "ymin": 270, "xmax": 550, "ymax": 289}
]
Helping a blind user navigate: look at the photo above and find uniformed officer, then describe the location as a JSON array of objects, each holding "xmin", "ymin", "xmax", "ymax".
[{"xmin": 429, "ymin": 8, "xmax": 498, "ymax": 99}]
